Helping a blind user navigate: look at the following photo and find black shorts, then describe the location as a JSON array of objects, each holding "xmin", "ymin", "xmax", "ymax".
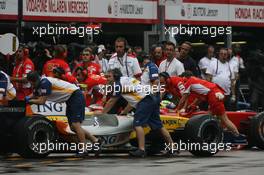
[{"xmin": 66, "ymin": 89, "xmax": 85, "ymax": 124}]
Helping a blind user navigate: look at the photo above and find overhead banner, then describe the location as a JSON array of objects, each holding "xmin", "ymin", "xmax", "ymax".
[
  {"xmin": 166, "ymin": 3, "xmax": 228, "ymax": 23},
  {"xmin": 165, "ymin": 0, "xmax": 264, "ymax": 26},
  {"xmin": 0, "ymin": 0, "xmax": 18, "ymax": 20},
  {"xmin": 230, "ymin": 5, "xmax": 264, "ymax": 24},
  {"xmin": 23, "ymin": 0, "xmax": 158, "ymax": 24},
  {"xmin": 3, "ymin": 0, "xmax": 263, "ymax": 26},
  {"xmin": 23, "ymin": 0, "xmax": 90, "ymax": 21},
  {"xmin": 89, "ymin": 0, "xmax": 158, "ymax": 23}
]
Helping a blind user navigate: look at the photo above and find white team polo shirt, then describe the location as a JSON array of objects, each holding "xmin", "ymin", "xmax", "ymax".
[
  {"xmin": 198, "ymin": 56, "xmax": 217, "ymax": 79},
  {"xmin": 206, "ymin": 59, "xmax": 235, "ymax": 95},
  {"xmin": 108, "ymin": 53, "xmax": 142, "ymax": 77},
  {"xmin": 159, "ymin": 58, "xmax": 185, "ymax": 76}
]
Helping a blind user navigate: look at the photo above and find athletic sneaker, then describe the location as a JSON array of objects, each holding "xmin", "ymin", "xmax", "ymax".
[
  {"xmin": 75, "ymin": 151, "xmax": 89, "ymax": 158},
  {"xmin": 164, "ymin": 149, "xmax": 180, "ymax": 157},
  {"xmin": 232, "ymin": 134, "xmax": 248, "ymax": 145},
  {"xmin": 129, "ymin": 149, "xmax": 146, "ymax": 158},
  {"xmin": 94, "ymin": 139, "xmax": 103, "ymax": 157}
]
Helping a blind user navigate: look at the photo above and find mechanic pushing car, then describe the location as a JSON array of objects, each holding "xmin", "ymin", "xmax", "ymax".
[
  {"xmin": 25, "ymin": 71, "xmax": 101, "ymax": 157},
  {"xmin": 98, "ymin": 68, "xmax": 176, "ymax": 157},
  {"xmin": 159, "ymin": 72, "xmax": 200, "ymax": 112},
  {"xmin": 177, "ymin": 72, "xmax": 247, "ymax": 143}
]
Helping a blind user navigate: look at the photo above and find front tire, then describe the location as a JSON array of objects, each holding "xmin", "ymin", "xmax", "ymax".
[
  {"xmin": 184, "ymin": 114, "xmax": 224, "ymax": 157},
  {"xmin": 14, "ymin": 115, "xmax": 56, "ymax": 158}
]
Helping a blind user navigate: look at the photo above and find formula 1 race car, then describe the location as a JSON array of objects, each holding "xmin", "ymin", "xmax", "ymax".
[{"xmin": 0, "ymin": 101, "xmax": 263, "ymax": 158}]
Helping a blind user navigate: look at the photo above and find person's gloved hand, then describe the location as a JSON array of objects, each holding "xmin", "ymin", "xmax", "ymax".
[
  {"xmin": 25, "ymin": 96, "xmax": 30, "ymax": 103},
  {"xmin": 179, "ymin": 108, "xmax": 186, "ymax": 113},
  {"xmin": 215, "ymin": 92, "xmax": 225, "ymax": 100},
  {"xmin": 166, "ymin": 102, "xmax": 176, "ymax": 109},
  {"xmin": 231, "ymin": 95, "xmax": 236, "ymax": 103}
]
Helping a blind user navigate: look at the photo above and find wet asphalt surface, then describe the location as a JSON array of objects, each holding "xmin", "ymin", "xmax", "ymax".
[{"xmin": 0, "ymin": 148, "xmax": 263, "ymax": 175}]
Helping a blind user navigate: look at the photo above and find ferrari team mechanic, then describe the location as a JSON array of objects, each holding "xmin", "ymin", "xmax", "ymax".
[
  {"xmin": 52, "ymin": 66, "xmax": 78, "ymax": 84},
  {"xmin": 108, "ymin": 37, "xmax": 142, "ymax": 80},
  {"xmin": 99, "ymin": 68, "xmax": 175, "ymax": 157},
  {"xmin": 75, "ymin": 66, "xmax": 107, "ymax": 106},
  {"xmin": 177, "ymin": 74, "xmax": 247, "ymax": 143},
  {"xmin": 159, "ymin": 72, "xmax": 199, "ymax": 112},
  {"xmin": 0, "ymin": 70, "xmax": 16, "ymax": 106},
  {"xmin": 26, "ymin": 71, "xmax": 101, "ymax": 157},
  {"xmin": 73, "ymin": 48, "xmax": 101, "ymax": 76},
  {"xmin": 42, "ymin": 45, "xmax": 73, "ymax": 78},
  {"xmin": 11, "ymin": 46, "xmax": 34, "ymax": 100},
  {"xmin": 159, "ymin": 72, "xmax": 186, "ymax": 99}
]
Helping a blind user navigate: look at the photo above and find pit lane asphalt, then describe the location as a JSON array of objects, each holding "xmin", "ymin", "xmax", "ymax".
[{"xmin": 0, "ymin": 148, "xmax": 263, "ymax": 175}]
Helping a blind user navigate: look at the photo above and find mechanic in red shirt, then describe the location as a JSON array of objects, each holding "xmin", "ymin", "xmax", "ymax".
[
  {"xmin": 159, "ymin": 72, "xmax": 186, "ymax": 98},
  {"xmin": 52, "ymin": 67, "xmax": 78, "ymax": 84},
  {"xmin": 11, "ymin": 46, "xmax": 34, "ymax": 100},
  {"xmin": 42, "ymin": 45, "xmax": 72, "ymax": 78},
  {"xmin": 73, "ymin": 48, "xmax": 101, "ymax": 76},
  {"xmin": 75, "ymin": 66, "xmax": 106, "ymax": 106},
  {"xmin": 159, "ymin": 72, "xmax": 198, "ymax": 112},
  {"xmin": 177, "ymin": 72, "xmax": 246, "ymax": 142}
]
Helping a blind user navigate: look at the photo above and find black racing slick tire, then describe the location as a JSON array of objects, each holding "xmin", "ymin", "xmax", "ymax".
[
  {"xmin": 250, "ymin": 112, "xmax": 264, "ymax": 150},
  {"xmin": 184, "ymin": 114, "xmax": 224, "ymax": 157},
  {"xmin": 14, "ymin": 115, "xmax": 56, "ymax": 158}
]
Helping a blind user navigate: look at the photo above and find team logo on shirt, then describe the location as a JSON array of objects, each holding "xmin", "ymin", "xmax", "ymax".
[
  {"xmin": 47, "ymin": 64, "xmax": 54, "ymax": 71},
  {"xmin": 91, "ymin": 74, "xmax": 100, "ymax": 80}
]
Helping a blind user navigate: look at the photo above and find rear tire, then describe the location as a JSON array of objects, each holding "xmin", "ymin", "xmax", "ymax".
[
  {"xmin": 14, "ymin": 115, "xmax": 56, "ymax": 158},
  {"xmin": 249, "ymin": 112, "xmax": 264, "ymax": 150},
  {"xmin": 184, "ymin": 114, "xmax": 224, "ymax": 157}
]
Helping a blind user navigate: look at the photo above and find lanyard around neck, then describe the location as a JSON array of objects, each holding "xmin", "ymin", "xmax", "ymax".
[
  {"xmin": 165, "ymin": 58, "xmax": 174, "ymax": 72},
  {"xmin": 118, "ymin": 54, "xmax": 129, "ymax": 77}
]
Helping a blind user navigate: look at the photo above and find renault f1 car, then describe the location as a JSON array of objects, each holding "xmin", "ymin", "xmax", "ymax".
[{"xmin": 0, "ymin": 101, "xmax": 263, "ymax": 158}]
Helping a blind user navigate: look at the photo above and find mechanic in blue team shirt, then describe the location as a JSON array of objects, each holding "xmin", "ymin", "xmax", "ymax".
[
  {"xmin": 99, "ymin": 68, "xmax": 175, "ymax": 157},
  {"xmin": 0, "ymin": 69, "xmax": 16, "ymax": 106},
  {"xmin": 141, "ymin": 56, "xmax": 159, "ymax": 86},
  {"xmin": 26, "ymin": 71, "xmax": 101, "ymax": 157}
]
